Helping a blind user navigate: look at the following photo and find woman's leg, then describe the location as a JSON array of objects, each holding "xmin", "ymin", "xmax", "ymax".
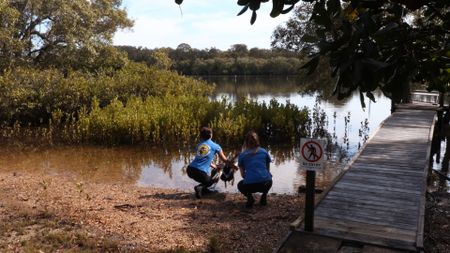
[
  {"xmin": 259, "ymin": 180, "xmax": 273, "ymax": 205},
  {"xmin": 238, "ymin": 180, "xmax": 256, "ymax": 208},
  {"xmin": 238, "ymin": 180, "xmax": 272, "ymax": 207},
  {"xmin": 187, "ymin": 166, "xmax": 212, "ymax": 198}
]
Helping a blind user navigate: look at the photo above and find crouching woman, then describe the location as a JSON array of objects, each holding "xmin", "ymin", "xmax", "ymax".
[
  {"xmin": 187, "ymin": 127, "xmax": 228, "ymax": 198},
  {"xmin": 237, "ymin": 130, "xmax": 273, "ymax": 208}
]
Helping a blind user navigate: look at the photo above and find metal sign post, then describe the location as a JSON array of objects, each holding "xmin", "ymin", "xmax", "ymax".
[
  {"xmin": 304, "ymin": 170, "xmax": 316, "ymax": 232},
  {"xmin": 299, "ymin": 138, "xmax": 325, "ymax": 232}
]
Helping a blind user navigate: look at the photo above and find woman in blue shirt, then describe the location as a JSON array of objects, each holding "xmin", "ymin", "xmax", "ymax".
[
  {"xmin": 187, "ymin": 127, "xmax": 228, "ymax": 198},
  {"xmin": 238, "ymin": 130, "xmax": 272, "ymax": 208}
]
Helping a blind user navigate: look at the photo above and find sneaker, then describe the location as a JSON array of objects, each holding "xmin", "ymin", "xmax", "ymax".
[
  {"xmin": 260, "ymin": 193, "xmax": 267, "ymax": 206},
  {"xmin": 245, "ymin": 194, "xmax": 255, "ymax": 208},
  {"xmin": 202, "ymin": 188, "xmax": 218, "ymax": 195},
  {"xmin": 194, "ymin": 185, "xmax": 203, "ymax": 199},
  {"xmin": 202, "ymin": 187, "xmax": 211, "ymax": 195}
]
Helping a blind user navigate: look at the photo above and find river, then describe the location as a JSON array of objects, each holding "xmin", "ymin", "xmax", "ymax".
[{"xmin": 0, "ymin": 76, "xmax": 393, "ymax": 194}]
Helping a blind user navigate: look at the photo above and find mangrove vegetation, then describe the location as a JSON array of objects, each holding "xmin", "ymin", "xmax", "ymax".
[
  {"xmin": 117, "ymin": 44, "xmax": 304, "ymax": 76},
  {"xmin": 0, "ymin": 0, "xmax": 334, "ymax": 147}
]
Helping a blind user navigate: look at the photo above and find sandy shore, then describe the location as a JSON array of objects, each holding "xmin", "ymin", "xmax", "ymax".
[
  {"xmin": 1, "ymin": 170, "xmax": 449, "ymax": 252},
  {"xmin": 0, "ymin": 171, "xmax": 303, "ymax": 252}
]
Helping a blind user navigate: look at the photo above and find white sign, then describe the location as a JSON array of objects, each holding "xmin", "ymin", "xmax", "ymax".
[{"xmin": 299, "ymin": 138, "xmax": 325, "ymax": 170}]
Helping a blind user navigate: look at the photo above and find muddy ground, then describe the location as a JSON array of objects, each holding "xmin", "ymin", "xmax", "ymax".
[
  {"xmin": 0, "ymin": 171, "xmax": 302, "ymax": 252},
  {"xmin": 424, "ymin": 189, "xmax": 450, "ymax": 253},
  {"xmin": 0, "ymin": 170, "xmax": 449, "ymax": 253}
]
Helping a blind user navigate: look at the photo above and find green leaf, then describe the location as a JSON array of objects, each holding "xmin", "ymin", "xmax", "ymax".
[
  {"xmin": 284, "ymin": 0, "xmax": 301, "ymax": 4},
  {"xmin": 327, "ymin": 0, "xmax": 341, "ymax": 17},
  {"xmin": 270, "ymin": 0, "xmax": 283, "ymax": 18},
  {"xmin": 238, "ymin": 0, "xmax": 250, "ymax": 6},
  {"xmin": 237, "ymin": 5, "xmax": 249, "ymax": 16},
  {"xmin": 366, "ymin": 91, "xmax": 376, "ymax": 102},
  {"xmin": 250, "ymin": 11, "xmax": 257, "ymax": 25},
  {"xmin": 359, "ymin": 91, "xmax": 366, "ymax": 109},
  {"xmin": 249, "ymin": 1, "xmax": 261, "ymax": 11},
  {"xmin": 361, "ymin": 58, "xmax": 388, "ymax": 70},
  {"xmin": 352, "ymin": 60, "xmax": 362, "ymax": 85},
  {"xmin": 301, "ymin": 34, "xmax": 318, "ymax": 43},
  {"xmin": 282, "ymin": 5, "xmax": 295, "ymax": 14},
  {"xmin": 300, "ymin": 56, "xmax": 320, "ymax": 75},
  {"xmin": 374, "ymin": 22, "xmax": 399, "ymax": 37}
]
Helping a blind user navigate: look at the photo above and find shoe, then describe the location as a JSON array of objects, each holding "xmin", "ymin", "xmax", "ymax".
[
  {"xmin": 245, "ymin": 194, "xmax": 255, "ymax": 208},
  {"xmin": 194, "ymin": 185, "xmax": 203, "ymax": 199},
  {"xmin": 202, "ymin": 188, "xmax": 218, "ymax": 195},
  {"xmin": 260, "ymin": 193, "xmax": 267, "ymax": 206}
]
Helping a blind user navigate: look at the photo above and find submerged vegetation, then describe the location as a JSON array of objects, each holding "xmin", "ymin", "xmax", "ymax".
[
  {"xmin": 0, "ymin": 61, "xmax": 330, "ymax": 147},
  {"xmin": 0, "ymin": 0, "xmax": 334, "ymax": 148}
]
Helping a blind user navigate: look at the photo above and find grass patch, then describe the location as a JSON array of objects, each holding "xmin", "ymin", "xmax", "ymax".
[{"xmin": 0, "ymin": 206, "xmax": 137, "ymax": 253}]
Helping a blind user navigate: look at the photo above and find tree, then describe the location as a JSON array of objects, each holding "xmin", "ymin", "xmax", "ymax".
[
  {"xmin": 176, "ymin": 0, "xmax": 450, "ymax": 107},
  {"xmin": 0, "ymin": 0, "xmax": 133, "ymax": 72},
  {"xmin": 228, "ymin": 44, "xmax": 249, "ymax": 58},
  {"xmin": 149, "ymin": 49, "xmax": 172, "ymax": 70},
  {"xmin": 271, "ymin": 3, "xmax": 319, "ymax": 54},
  {"xmin": 176, "ymin": 43, "xmax": 192, "ymax": 53}
]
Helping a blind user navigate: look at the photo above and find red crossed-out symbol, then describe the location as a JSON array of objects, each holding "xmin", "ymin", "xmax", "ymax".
[{"xmin": 301, "ymin": 140, "xmax": 323, "ymax": 162}]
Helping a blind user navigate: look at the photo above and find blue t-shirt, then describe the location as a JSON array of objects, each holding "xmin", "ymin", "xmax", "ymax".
[
  {"xmin": 238, "ymin": 147, "xmax": 272, "ymax": 184},
  {"xmin": 189, "ymin": 139, "xmax": 222, "ymax": 175}
]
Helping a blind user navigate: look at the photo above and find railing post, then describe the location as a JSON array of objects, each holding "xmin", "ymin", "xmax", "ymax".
[{"xmin": 390, "ymin": 99, "xmax": 396, "ymax": 114}]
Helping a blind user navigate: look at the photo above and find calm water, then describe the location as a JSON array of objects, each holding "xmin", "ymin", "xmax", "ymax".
[{"xmin": 0, "ymin": 76, "xmax": 393, "ymax": 194}]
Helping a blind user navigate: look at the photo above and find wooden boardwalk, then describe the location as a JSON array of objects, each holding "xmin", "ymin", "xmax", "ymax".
[{"xmin": 279, "ymin": 107, "xmax": 437, "ymax": 252}]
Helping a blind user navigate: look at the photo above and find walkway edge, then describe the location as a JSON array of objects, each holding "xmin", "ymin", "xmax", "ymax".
[
  {"xmin": 289, "ymin": 112, "xmax": 391, "ymax": 231},
  {"xmin": 416, "ymin": 111, "xmax": 437, "ymax": 249}
]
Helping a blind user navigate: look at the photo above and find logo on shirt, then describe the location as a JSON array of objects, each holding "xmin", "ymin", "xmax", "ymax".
[{"xmin": 197, "ymin": 144, "xmax": 210, "ymax": 157}]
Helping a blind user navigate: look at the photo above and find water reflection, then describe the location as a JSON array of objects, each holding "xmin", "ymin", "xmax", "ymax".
[
  {"xmin": 209, "ymin": 75, "xmax": 392, "ymax": 156},
  {"xmin": 0, "ymin": 76, "xmax": 394, "ymax": 194},
  {"xmin": 0, "ymin": 145, "xmax": 339, "ymax": 194},
  {"xmin": 431, "ymin": 109, "xmax": 450, "ymax": 192}
]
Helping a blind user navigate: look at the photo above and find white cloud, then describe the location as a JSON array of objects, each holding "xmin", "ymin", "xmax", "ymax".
[{"xmin": 114, "ymin": 0, "xmax": 291, "ymax": 50}]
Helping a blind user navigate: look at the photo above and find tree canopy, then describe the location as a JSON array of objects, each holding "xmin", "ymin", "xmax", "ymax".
[
  {"xmin": 118, "ymin": 44, "xmax": 302, "ymax": 75},
  {"xmin": 177, "ymin": 0, "xmax": 450, "ymax": 106},
  {"xmin": 0, "ymin": 0, "xmax": 133, "ymax": 72}
]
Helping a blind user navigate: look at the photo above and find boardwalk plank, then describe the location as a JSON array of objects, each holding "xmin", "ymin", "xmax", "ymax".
[
  {"xmin": 327, "ymin": 194, "xmax": 420, "ymax": 209},
  {"xmin": 334, "ymin": 182, "xmax": 421, "ymax": 195},
  {"xmin": 350, "ymin": 163, "xmax": 425, "ymax": 174},
  {"xmin": 339, "ymin": 176, "xmax": 420, "ymax": 190},
  {"xmin": 286, "ymin": 108, "xmax": 435, "ymax": 252},
  {"xmin": 349, "ymin": 165, "xmax": 423, "ymax": 178},
  {"xmin": 314, "ymin": 218, "xmax": 417, "ymax": 251},
  {"xmin": 314, "ymin": 217, "xmax": 417, "ymax": 239},
  {"xmin": 316, "ymin": 207, "xmax": 418, "ymax": 229},
  {"xmin": 326, "ymin": 191, "xmax": 420, "ymax": 207},
  {"xmin": 317, "ymin": 201, "xmax": 419, "ymax": 222}
]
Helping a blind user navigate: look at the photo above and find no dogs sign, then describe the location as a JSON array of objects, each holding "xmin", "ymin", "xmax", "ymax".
[{"xmin": 299, "ymin": 138, "xmax": 325, "ymax": 170}]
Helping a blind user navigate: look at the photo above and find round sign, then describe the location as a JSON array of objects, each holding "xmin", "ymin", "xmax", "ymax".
[{"xmin": 301, "ymin": 140, "xmax": 323, "ymax": 162}]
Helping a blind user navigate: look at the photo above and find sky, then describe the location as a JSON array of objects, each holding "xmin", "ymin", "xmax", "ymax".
[{"xmin": 113, "ymin": 1, "xmax": 291, "ymax": 51}]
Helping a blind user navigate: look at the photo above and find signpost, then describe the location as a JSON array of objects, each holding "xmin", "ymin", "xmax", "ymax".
[{"xmin": 299, "ymin": 138, "xmax": 325, "ymax": 232}]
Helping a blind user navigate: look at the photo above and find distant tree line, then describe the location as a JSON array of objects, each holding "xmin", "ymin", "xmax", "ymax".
[
  {"xmin": 117, "ymin": 44, "xmax": 304, "ymax": 75},
  {"xmin": 0, "ymin": 1, "xmax": 320, "ymax": 146}
]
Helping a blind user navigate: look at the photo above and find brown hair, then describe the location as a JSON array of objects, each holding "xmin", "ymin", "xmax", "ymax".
[
  {"xmin": 244, "ymin": 130, "xmax": 260, "ymax": 150},
  {"xmin": 200, "ymin": 127, "xmax": 213, "ymax": 140}
]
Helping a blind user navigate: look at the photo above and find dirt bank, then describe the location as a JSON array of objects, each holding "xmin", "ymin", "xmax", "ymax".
[
  {"xmin": 0, "ymin": 171, "xmax": 302, "ymax": 252},
  {"xmin": 1, "ymin": 170, "xmax": 449, "ymax": 253},
  {"xmin": 424, "ymin": 190, "xmax": 450, "ymax": 253}
]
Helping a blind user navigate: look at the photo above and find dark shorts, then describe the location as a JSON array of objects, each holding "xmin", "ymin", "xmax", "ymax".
[
  {"xmin": 187, "ymin": 166, "xmax": 214, "ymax": 187},
  {"xmin": 237, "ymin": 180, "xmax": 272, "ymax": 195}
]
